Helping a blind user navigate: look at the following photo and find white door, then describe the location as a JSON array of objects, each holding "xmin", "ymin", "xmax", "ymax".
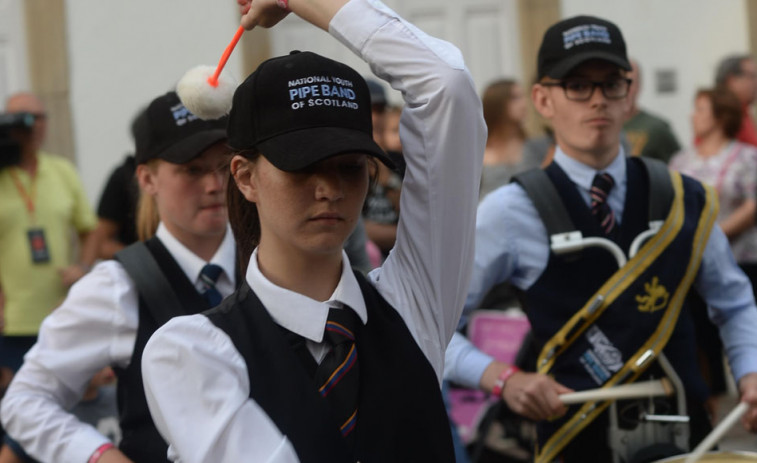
[
  {"xmin": 0, "ymin": 0, "xmax": 29, "ymax": 105},
  {"xmin": 269, "ymin": 0, "xmax": 522, "ymax": 101}
]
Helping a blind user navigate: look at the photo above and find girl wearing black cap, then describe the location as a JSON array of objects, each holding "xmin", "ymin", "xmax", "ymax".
[
  {"xmin": 140, "ymin": 0, "xmax": 485, "ymax": 462},
  {"xmin": 0, "ymin": 92, "xmax": 235, "ymax": 463}
]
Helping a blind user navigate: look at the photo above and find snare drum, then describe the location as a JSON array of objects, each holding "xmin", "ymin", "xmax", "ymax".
[{"xmin": 655, "ymin": 451, "xmax": 757, "ymax": 462}]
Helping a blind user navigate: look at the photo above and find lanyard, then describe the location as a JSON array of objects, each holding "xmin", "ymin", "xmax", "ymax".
[{"xmin": 8, "ymin": 166, "xmax": 38, "ymax": 220}]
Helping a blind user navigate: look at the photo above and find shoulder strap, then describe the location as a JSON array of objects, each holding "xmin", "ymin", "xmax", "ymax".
[
  {"xmin": 512, "ymin": 168, "xmax": 576, "ymax": 236},
  {"xmin": 115, "ymin": 242, "xmax": 185, "ymax": 326},
  {"xmin": 637, "ymin": 156, "xmax": 674, "ymax": 222}
]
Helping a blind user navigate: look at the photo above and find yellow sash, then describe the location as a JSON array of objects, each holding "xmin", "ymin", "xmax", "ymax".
[{"xmin": 535, "ymin": 173, "xmax": 719, "ymax": 463}]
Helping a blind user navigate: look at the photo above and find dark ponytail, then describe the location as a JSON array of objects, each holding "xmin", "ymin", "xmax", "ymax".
[{"xmin": 227, "ymin": 150, "xmax": 261, "ymax": 275}]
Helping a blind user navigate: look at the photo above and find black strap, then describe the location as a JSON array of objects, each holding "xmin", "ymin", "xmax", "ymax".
[
  {"xmin": 514, "ymin": 158, "xmax": 674, "ymax": 237},
  {"xmin": 637, "ymin": 156, "xmax": 674, "ymax": 222},
  {"xmin": 116, "ymin": 242, "xmax": 184, "ymax": 326},
  {"xmin": 513, "ymin": 168, "xmax": 575, "ymax": 237}
]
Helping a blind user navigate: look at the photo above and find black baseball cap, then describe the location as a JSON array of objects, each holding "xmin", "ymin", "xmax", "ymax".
[
  {"xmin": 227, "ymin": 50, "xmax": 393, "ymax": 172},
  {"xmin": 134, "ymin": 91, "xmax": 227, "ymax": 165},
  {"xmin": 537, "ymin": 16, "xmax": 631, "ymax": 80}
]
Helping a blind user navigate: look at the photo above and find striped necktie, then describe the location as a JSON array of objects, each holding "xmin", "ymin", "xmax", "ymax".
[
  {"xmin": 315, "ymin": 307, "xmax": 360, "ymax": 444},
  {"xmin": 199, "ymin": 263, "xmax": 223, "ymax": 306},
  {"xmin": 591, "ymin": 172, "xmax": 616, "ymax": 236}
]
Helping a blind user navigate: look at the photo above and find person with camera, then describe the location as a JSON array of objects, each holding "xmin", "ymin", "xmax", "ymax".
[{"xmin": 0, "ymin": 92, "xmax": 97, "ymax": 375}]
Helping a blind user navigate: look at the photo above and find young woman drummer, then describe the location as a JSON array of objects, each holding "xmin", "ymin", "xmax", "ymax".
[
  {"xmin": 139, "ymin": 0, "xmax": 486, "ymax": 461},
  {"xmin": 0, "ymin": 91, "xmax": 235, "ymax": 463}
]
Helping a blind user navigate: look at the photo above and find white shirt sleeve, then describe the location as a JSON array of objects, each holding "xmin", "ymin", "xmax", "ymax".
[
  {"xmin": 142, "ymin": 316, "xmax": 300, "ymax": 463},
  {"xmin": 0, "ymin": 262, "xmax": 139, "ymax": 463},
  {"xmin": 332, "ymin": 0, "xmax": 486, "ymax": 379}
]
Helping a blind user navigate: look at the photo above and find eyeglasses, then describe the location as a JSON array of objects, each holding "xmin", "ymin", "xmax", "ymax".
[{"xmin": 541, "ymin": 78, "xmax": 632, "ymax": 101}]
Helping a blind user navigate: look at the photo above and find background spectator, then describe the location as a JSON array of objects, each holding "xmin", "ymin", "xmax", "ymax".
[
  {"xmin": 0, "ymin": 92, "xmax": 97, "ymax": 373},
  {"xmin": 670, "ymin": 88, "xmax": 757, "ymax": 414},
  {"xmin": 480, "ymin": 79, "xmax": 536, "ymax": 200},
  {"xmin": 362, "ymin": 79, "xmax": 402, "ymax": 259},
  {"xmin": 715, "ymin": 54, "xmax": 757, "ymax": 147},
  {"xmin": 623, "ymin": 59, "xmax": 681, "ymax": 163}
]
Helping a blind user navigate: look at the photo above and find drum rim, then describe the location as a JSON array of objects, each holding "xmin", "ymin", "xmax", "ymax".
[{"xmin": 655, "ymin": 450, "xmax": 757, "ymax": 462}]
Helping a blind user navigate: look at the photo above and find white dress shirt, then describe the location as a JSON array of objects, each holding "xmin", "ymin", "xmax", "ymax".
[
  {"xmin": 0, "ymin": 224, "xmax": 236, "ymax": 463},
  {"xmin": 140, "ymin": 1, "xmax": 486, "ymax": 461}
]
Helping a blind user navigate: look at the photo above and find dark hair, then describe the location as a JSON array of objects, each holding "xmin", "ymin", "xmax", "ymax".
[
  {"xmin": 482, "ymin": 79, "xmax": 526, "ymax": 142},
  {"xmin": 715, "ymin": 54, "xmax": 753, "ymax": 87},
  {"xmin": 697, "ymin": 88, "xmax": 743, "ymax": 139},
  {"xmin": 228, "ymin": 150, "xmax": 262, "ymax": 275}
]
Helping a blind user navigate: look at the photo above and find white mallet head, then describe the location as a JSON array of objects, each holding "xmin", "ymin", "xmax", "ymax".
[{"xmin": 177, "ymin": 65, "xmax": 236, "ymax": 120}]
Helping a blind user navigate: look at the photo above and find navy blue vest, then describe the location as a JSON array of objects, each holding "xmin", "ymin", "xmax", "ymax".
[
  {"xmin": 519, "ymin": 159, "xmax": 716, "ymax": 460},
  {"xmin": 206, "ymin": 272, "xmax": 455, "ymax": 462},
  {"xmin": 113, "ymin": 238, "xmax": 213, "ymax": 463}
]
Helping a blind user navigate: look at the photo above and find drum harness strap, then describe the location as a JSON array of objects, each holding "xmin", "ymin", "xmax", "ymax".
[
  {"xmin": 116, "ymin": 242, "xmax": 184, "ymax": 326},
  {"xmin": 513, "ymin": 158, "xmax": 719, "ymax": 462}
]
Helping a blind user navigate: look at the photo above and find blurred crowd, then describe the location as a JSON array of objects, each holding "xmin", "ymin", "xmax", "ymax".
[{"xmin": 1, "ymin": 5, "xmax": 757, "ymax": 462}]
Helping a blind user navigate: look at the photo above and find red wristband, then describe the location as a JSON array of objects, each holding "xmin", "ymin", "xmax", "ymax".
[
  {"xmin": 276, "ymin": 0, "xmax": 290, "ymax": 10},
  {"xmin": 491, "ymin": 365, "xmax": 520, "ymax": 398},
  {"xmin": 88, "ymin": 443, "xmax": 114, "ymax": 463}
]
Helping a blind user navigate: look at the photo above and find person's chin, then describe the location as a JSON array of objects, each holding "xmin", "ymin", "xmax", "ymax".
[
  {"xmin": 197, "ymin": 219, "xmax": 228, "ymax": 236},
  {"xmin": 306, "ymin": 232, "xmax": 350, "ymax": 254}
]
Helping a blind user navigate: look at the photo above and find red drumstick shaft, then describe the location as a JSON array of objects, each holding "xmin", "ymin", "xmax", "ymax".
[{"xmin": 208, "ymin": 26, "xmax": 245, "ymax": 88}]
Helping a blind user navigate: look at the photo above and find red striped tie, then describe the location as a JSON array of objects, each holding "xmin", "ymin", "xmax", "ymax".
[
  {"xmin": 591, "ymin": 172, "xmax": 616, "ymax": 235},
  {"xmin": 315, "ymin": 307, "xmax": 360, "ymax": 444}
]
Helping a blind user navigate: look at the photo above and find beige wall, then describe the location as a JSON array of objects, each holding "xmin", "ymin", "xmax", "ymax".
[
  {"xmin": 22, "ymin": 0, "xmax": 75, "ymax": 162},
  {"xmin": 748, "ymin": 1, "xmax": 757, "ymax": 59},
  {"xmin": 240, "ymin": 28, "xmax": 272, "ymax": 79},
  {"xmin": 517, "ymin": 0, "xmax": 560, "ymax": 137}
]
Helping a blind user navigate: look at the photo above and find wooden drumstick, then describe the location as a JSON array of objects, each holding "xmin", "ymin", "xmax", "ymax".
[
  {"xmin": 684, "ymin": 401, "xmax": 749, "ymax": 463},
  {"xmin": 559, "ymin": 378, "xmax": 674, "ymax": 405}
]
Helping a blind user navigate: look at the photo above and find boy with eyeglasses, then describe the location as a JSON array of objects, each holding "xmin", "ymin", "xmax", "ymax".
[{"xmin": 456, "ymin": 15, "xmax": 757, "ymax": 462}]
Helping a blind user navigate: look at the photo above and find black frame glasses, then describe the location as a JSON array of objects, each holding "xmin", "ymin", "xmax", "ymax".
[{"xmin": 541, "ymin": 78, "xmax": 632, "ymax": 101}]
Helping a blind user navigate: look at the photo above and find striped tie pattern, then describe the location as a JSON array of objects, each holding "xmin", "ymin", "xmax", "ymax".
[
  {"xmin": 199, "ymin": 263, "xmax": 223, "ymax": 306},
  {"xmin": 591, "ymin": 172, "xmax": 616, "ymax": 236},
  {"xmin": 315, "ymin": 308, "xmax": 360, "ymax": 442}
]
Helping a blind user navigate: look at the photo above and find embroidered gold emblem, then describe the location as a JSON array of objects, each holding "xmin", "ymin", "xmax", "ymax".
[{"xmin": 635, "ymin": 276, "xmax": 669, "ymax": 313}]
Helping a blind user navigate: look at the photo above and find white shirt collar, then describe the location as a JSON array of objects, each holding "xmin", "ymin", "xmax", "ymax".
[
  {"xmin": 553, "ymin": 145, "xmax": 627, "ymax": 192},
  {"xmin": 245, "ymin": 249, "xmax": 368, "ymax": 343},
  {"xmin": 155, "ymin": 223, "xmax": 236, "ymax": 286}
]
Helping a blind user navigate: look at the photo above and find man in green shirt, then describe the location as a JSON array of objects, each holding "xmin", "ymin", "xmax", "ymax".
[
  {"xmin": 0, "ymin": 92, "xmax": 97, "ymax": 373},
  {"xmin": 623, "ymin": 60, "xmax": 681, "ymax": 163}
]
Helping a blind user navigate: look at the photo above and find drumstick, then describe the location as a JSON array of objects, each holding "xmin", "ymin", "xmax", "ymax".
[
  {"xmin": 176, "ymin": 27, "xmax": 244, "ymax": 120},
  {"xmin": 684, "ymin": 401, "xmax": 749, "ymax": 463},
  {"xmin": 559, "ymin": 378, "xmax": 674, "ymax": 404}
]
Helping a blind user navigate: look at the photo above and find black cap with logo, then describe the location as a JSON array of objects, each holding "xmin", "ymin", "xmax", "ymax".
[
  {"xmin": 537, "ymin": 15, "xmax": 631, "ymax": 80},
  {"xmin": 227, "ymin": 50, "xmax": 393, "ymax": 172},
  {"xmin": 134, "ymin": 91, "xmax": 227, "ymax": 165}
]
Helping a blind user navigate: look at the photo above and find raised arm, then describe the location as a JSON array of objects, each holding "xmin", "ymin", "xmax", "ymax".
[
  {"xmin": 330, "ymin": 0, "xmax": 485, "ymax": 378},
  {"xmin": 243, "ymin": 0, "xmax": 486, "ymax": 379},
  {"xmin": 238, "ymin": 0, "xmax": 347, "ymax": 31}
]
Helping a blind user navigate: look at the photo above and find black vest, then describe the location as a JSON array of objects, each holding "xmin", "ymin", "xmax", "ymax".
[
  {"xmin": 113, "ymin": 238, "xmax": 213, "ymax": 463},
  {"xmin": 520, "ymin": 160, "xmax": 714, "ymax": 459},
  {"xmin": 206, "ymin": 272, "xmax": 455, "ymax": 462}
]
